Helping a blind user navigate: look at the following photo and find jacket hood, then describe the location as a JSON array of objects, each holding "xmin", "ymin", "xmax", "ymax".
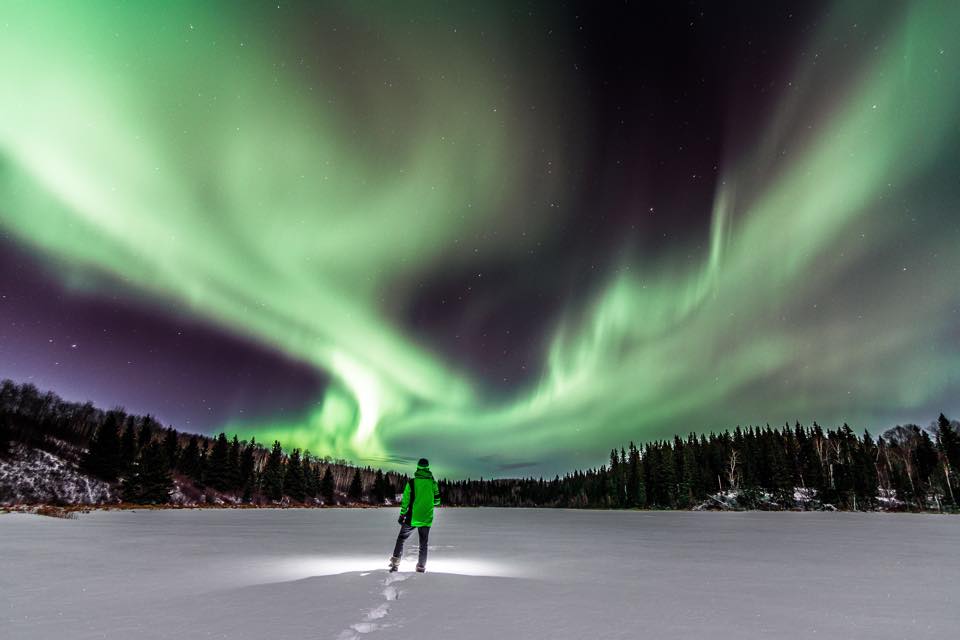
[{"xmin": 414, "ymin": 467, "xmax": 433, "ymax": 479}]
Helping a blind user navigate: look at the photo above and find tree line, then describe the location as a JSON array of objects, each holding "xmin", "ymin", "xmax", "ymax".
[
  {"xmin": 0, "ymin": 380, "xmax": 402, "ymax": 506},
  {"xmin": 440, "ymin": 417, "xmax": 960, "ymax": 511},
  {"xmin": 2, "ymin": 379, "xmax": 959, "ymax": 511}
]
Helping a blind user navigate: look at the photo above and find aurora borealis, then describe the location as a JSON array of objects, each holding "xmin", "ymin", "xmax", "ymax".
[{"xmin": 1, "ymin": 1, "xmax": 958, "ymax": 477}]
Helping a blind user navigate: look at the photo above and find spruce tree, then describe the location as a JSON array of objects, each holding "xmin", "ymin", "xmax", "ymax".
[
  {"xmin": 120, "ymin": 421, "xmax": 137, "ymax": 473},
  {"xmin": 794, "ymin": 422, "xmax": 819, "ymax": 489},
  {"xmin": 348, "ymin": 468, "xmax": 364, "ymax": 503},
  {"xmin": 678, "ymin": 442, "xmax": 700, "ymax": 508},
  {"xmin": 162, "ymin": 428, "xmax": 179, "ymax": 470},
  {"xmin": 284, "ymin": 449, "xmax": 306, "ymax": 502},
  {"xmin": 122, "ymin": 441, "xmax": 173, "ymax": 504},
  {"xmin": 608, "ymin": 449, "xmax": 623, "ymax": 507},
  {"xmin": 632, "ymin": 450, "xmax": 647, "ymax": 507},
  {"xmin": 239, "ymin": 439, "xmax": 257, "ymax": 501},
  {"xmin": 207, "ymin": 433, "xmax": 230, "ymax": 491},
  {"xmin": 915, "ymin": 430, "xmax": 939, "ymax": 507},
  {"xmin": 228, "ymin": 435, "xmax": 241, "ymax": 492},
  {"xmin": 82, "ymin": 411, "xmax": 123, "ymax": 481},
  {"xmin": 642, "ymin": 447, "xmax": 655, "ymax": 505},
  {"xmin": 320, "ymin": 466, "xmax": 335, "ymax": 505},
  {"xmin": 626, "ymin": 443, "xmax": 641, "ymax": 507},
  {"xmin": 196, "ymin": 441, "xmax": 209, "ymax": 488},
  {"xmin": 303, "ymin": 456, "xmax": 319, "ymax": 500},
  {"xmin": 372, "ymin": 469, "xmax": 386, "ymax": 504},
  {"xmin": 769, "ymin": 436, "xmax": 793, "ymax": 508},
  {"xmin": 654, "ymin": 444, "xmax": 677, "ymax": 507},
  {"xmin": 782, "ymin": 426, "xmax": 801, "ymax": 488},
  {"xmin": 178, "ymin": 436, "xmax": 202, "ymax": 480},
  {"xmin": 138, "ymin": 416, "xmax": 156, "ymax": 451},
  {"xmin": 852, "ymin": 431, "xmax": 879, "ymax": 509},
  {"xmin": 262, "ymin": 441, "xmax": 285, "ymax": 501}
]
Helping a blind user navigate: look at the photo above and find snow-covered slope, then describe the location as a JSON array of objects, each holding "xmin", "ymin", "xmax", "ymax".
[
  {"xmin": 0, "ymin": 445, "xmax": 112, "ymax": 506},
  {"xmin": 1, "ymin": 508, "xmax": 957, "ymax": 639}
]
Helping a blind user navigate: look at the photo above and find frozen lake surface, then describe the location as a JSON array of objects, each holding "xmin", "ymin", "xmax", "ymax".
[{"xmin": 2, "ymin": 508, "xmax": 957, "ymax": 639}]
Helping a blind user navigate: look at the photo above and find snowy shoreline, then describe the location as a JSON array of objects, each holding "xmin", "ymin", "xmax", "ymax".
[{"xmin": 4, "ymin": 503, "xmax": 958, "ymax": 518}]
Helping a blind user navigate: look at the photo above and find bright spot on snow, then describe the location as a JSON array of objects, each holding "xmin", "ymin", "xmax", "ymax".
[{"xmin": 264, "ymin": 555, "xmax": 528, "ymax": 582}]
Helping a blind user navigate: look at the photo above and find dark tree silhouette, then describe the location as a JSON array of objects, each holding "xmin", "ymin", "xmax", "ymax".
[
  {"xmin": 2, "ymin": 379, "xmax": 958, "ymax": 512},
  {"xmin": 81, "ymin": 411, "xmax": 123, "ymax": 481},
  {"xmin": 120, "ymin": 420, "xmax": 137, "ymax": 474},
  {"xmin": 303, "ymin": 455, "xmax": 319, "ymax": 500},
  {"xmin": 239, "ymin": 439, "xmax": 257, "ymax": 502},
  {"xmin": 206, "ymin": 433, "xmax": 231, "ymax": 491},
  {"xmin": 228, "ymin": 435, "xmax": 241, "ymax": 492},
  {"xmin": 284, "ymin": 449, "xmax": 306, "ymax": 502},
  {"xmin": 0, "ymin": 380, "xmax": 413, "ymax": 507},
  {"xmin": 348, "ymin": 468, "xmax": 364, "ymax": 503},
  {"xmin": 371, "ymin": 469, "xmax": 387, "ymax": 504},
  {"xmin": 196, "ymin": 441, "xmax": 209, "ymax": 488},
  {"xmin": 262, "ymin": 441, "xmax": 285, "ymax": 501},
  {"xmin": 162, "ymin": 428, "xmax": 179, "ymax": 470},
  {"xmin": 178, "ymin": 436, "xmax": 202, "ymax": 481},
  {"xmin": 122, "ymin": 441, "xmax": 173, "ymax": 504},
  {"xmin": 0, "ymin": 418, "xmax": 10, "ymax": 458},
  {"xmin": 321, "ymin": 466, "xmax": 335, "ymax": 505}
]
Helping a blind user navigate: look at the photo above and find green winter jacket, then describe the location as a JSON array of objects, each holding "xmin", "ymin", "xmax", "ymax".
[{"xmin": 400, "ymin": 464, "xmax": 441, "ymax": 527}]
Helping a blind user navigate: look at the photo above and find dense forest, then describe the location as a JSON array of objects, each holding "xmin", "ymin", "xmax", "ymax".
[
  {"xmin": 441, "ymin": 416, "xmax": 960, "ymax": 511},
  {"xmin": 2, "ymin": 379, "xmax": 958, "ymax": 511},
  {"xmin": 0, "ymin": 379, "xmax": 403, "ymax": 506}
]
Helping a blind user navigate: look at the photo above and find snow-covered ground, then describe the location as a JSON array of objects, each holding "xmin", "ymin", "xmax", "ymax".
[
  {"xmin": 0, "ymin": 445, "xmax": 112, "ymax": 506},
  {"xmin": 2, "ymin": 509, "xmax": 957, "ymax": 639}
]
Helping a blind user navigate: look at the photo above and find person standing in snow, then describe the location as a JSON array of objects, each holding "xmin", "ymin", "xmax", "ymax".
[{"xmin": 389, "ymin": 458, "xmax": 440, "ymax": 573}]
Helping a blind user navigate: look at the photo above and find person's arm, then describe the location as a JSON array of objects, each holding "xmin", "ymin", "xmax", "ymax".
[
  {"xmin": 400, "ymin": 480, "xmax": 411, "ymax": 515},
  {"xmin": 433, "ymin": 479, "xmax": 441, "ymax": 507}
]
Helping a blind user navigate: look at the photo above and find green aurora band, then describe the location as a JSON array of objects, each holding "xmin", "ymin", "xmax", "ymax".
[{"xmin": 1, "ymin": 2, "xmax": 958, "ymax": 476}]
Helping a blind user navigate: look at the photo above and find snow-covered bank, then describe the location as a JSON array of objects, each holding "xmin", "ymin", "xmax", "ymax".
[
  {"xmin": 0, "ymin": 445, "xmax": 112, "ymax": 505},
  {"xmin": 2, "ymin": 509, "xmax": 957, "ymax": 639}
]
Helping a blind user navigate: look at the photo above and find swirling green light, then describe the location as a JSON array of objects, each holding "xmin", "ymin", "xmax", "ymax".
[{"xmin": 1, "ymin": 1, "xmax": 958, "ymax": 476}]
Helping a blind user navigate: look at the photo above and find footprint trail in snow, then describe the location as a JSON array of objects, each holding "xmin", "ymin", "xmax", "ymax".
[{"xmin": 334, "ymin": 571, "xmax": 410, "ymax": 639}]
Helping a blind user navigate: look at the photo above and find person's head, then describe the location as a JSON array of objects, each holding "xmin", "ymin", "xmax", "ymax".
[{"xmin": 417, "ymin": 458, "xmax": 429, "ymax": 469}]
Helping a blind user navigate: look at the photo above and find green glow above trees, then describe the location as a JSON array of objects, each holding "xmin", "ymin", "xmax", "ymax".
[{"xmin": 1, "ymin": 1, "xmax": 958, "ymax": 476}]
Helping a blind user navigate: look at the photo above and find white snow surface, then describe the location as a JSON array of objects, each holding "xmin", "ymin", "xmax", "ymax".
[
  {"xmin": 0, "ymin": 445, "xmax": 112, "ymax": 506},
  {"xmin": 1, "ymin": 508, "xmax": 957, "ymax": 639}
]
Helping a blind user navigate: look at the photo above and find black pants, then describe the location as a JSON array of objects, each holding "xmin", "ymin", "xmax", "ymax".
[{"xmin": 392, "ymin": 523, "xmax": 430, "ymax": 567}]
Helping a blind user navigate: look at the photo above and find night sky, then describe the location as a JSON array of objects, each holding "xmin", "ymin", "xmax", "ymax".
[{"xmin": 1, "ymin": 1, "xmax": 958, "ymax": 477}]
